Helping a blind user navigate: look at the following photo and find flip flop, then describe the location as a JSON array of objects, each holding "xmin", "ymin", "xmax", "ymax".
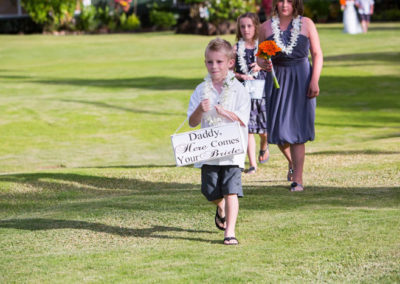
[
  {"xmin": 258, "ymin": 146, "xmax": 270, "ymax": 164},
  {"xmin": 223, "ymin": 236, "xmax": 239, "ymax": 245},
  {"xmin": 245, "ymin": 166, "xmax": 256, "ymax": 174},
  {"xmin": 215, "ymin": 207, "xmax": 226, "ymax": 231}
]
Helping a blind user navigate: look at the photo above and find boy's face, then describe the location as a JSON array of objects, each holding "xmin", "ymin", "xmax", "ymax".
[{"xmin": 205, "ymin": 50, "xmax": 234, "ymax": 82}]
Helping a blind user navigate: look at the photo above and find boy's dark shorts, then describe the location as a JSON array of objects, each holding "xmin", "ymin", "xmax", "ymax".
[
  {"xmin": 201, "ymin": 165, "xmax": 243, "ymax": 201},
  {"xmin": 360, "ymin": 14, "xmax": 371, "ymax": 22}
]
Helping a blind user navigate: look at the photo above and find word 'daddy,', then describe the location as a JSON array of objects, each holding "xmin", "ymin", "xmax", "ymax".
[{"xmin": 171, "ymin": 122, "xmax": 245, "ymax": 166}]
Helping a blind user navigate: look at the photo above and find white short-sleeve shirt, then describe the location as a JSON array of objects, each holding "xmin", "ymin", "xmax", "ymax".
[
  {"xmin": 187, "ymin": 75, "xmax": 250, "ymax": 168},
  {"xmin": 357, "ymin": 0, "xmax": 374, "ymax": 14}
]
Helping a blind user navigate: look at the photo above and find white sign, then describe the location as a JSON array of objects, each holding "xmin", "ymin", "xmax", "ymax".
[{"xmin": 171, "ymin": 122, "xmax": 245, "ymax": 167}]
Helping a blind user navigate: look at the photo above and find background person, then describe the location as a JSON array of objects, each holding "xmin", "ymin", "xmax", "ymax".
[
  {"xmin": 233, "ymin": 12, "xmax": 269, "ymax": 174},
  {"xmin": 257, "ymin": 0, "xmax": 323, "ymax": 191}
]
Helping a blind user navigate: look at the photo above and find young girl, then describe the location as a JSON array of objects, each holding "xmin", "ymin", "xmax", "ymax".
[
  {"xmin": 234, "ymin": 12, "xmax": 269, "ymax": 175},
  {"xmin": 258, "ymin": 0, "xmax": 323, "ymax": 191}
]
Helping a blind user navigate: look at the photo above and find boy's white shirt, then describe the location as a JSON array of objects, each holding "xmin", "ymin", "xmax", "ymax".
[
  {"xmin": 357, "ymin": 0, "xmax": 374, "ymax": 14},
  {"xmin": 187, "ymin": 74, "xmax": 251, "ymax": 168}
]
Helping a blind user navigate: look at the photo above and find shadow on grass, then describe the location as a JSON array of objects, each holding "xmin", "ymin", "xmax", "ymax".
[
  {"xmin": 308, "ymin": 150, "xmax": 400, "ymax": 156},
  {"xmin": 33, "ymin": 76, "xmax": 201, "ymax": 90},
  {"xmin": 60, "ymin": 99, "xmax": 182, "ymax": 116},
  {"xmin": 324, "ymin": 51, "xmax": 400, "ymax": 63},
  {"xmin": 0, "ymin": 218, "xmax": 219, "ymax": 244},
  {"xmin": 0, "ymin": 172, "xmax": 198, "ymax": 201}
]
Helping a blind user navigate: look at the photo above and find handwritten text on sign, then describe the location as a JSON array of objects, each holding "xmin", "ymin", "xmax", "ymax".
[{"xmin": 171, "ymin": 122, "xmax": 245, "ymax": 166}]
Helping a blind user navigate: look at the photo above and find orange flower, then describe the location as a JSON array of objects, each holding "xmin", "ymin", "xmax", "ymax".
[
  {"xmin": 256, "ymin": 40, "xmax": 282, "ymax": 58},
  {"xmin": 340, "ymin": 0, "xmax": 346, "ymax": 5},
  {"xmin": 256, "ymin": 40, "xmax": 281, "ymax": 89}
]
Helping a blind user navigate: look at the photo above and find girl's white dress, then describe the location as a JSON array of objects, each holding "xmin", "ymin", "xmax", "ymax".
[{"xmin": 343, "ymin": 1, "xmax": 362, "ymax": 34}]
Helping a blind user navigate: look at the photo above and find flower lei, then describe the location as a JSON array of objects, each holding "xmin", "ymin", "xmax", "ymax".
[
  {"xmin": 202, "ymin": 71, "xmax": 236, "ymax": 126},
  {"xmin": 237, "ymin": 38, "xmax": 259, "ymax": 78},
  {"xmin": 271, "ymin": 16, "xmax": 301, "ymax": 55}
]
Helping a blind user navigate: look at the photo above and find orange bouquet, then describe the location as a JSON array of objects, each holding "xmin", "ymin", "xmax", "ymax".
[{"xmin": 256, "ymin": 40, "xmax": 281, "ymax": 89}]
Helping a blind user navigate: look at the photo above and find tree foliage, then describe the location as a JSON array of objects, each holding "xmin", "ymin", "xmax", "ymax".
[{"xmin": 21, "ymin": 0, "xmax": 76, "ymax": 29}]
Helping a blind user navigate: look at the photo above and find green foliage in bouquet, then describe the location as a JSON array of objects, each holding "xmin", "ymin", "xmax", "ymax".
[{"xmin": 21, "ymin": 0, "xmax": 76, "ymax": 30}]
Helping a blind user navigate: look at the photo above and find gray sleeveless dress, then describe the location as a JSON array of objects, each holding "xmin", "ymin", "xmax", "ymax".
[{"xmin": 265, "ymin": 20, "xmax": 316, "ymax": 145}]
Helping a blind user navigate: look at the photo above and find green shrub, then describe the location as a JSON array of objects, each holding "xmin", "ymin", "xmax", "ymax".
[
  {"xmin": 76, "ymin": 6, "xmax": 99, "ymax": 32},
  {"xmin": 149, "ymin": 10, "xmax": 177, "ymax": 30},
  {"xmin": 304, "ymin": 0, "xmax": 330, "ymax": 22},
  {"xmin": 207, "ymin": 0, "xmax": 254, "ymax": 24},
  {"xmin": 372, "ymin": 9, "xmax": 400, "ymax": 21},
  {"xmin": 120, "ymin": 13, "xmax": 141, "ymax": 31},
  {"xmin": 21, "ymin": 0, "xmax": 76, "ymax": 31}
]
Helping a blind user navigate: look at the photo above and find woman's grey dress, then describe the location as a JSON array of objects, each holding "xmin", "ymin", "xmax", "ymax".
[{"xmin": 265, "ymin": 20, "xmax": 316, "ymax": 145}]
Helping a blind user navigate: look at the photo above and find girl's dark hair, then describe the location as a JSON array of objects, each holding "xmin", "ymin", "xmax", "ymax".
[
  {"xmin": 272, "ymin": 0, "xmax": 304, "ymax": 18},
  {"xmin": 235, "ymin": 12, "xmax": 260, "ymax": 42}
]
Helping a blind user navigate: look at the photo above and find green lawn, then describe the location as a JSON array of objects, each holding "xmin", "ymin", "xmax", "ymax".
[{"xmin": 0, "ymin": 23, "xmax": 399, "ymax": 283}]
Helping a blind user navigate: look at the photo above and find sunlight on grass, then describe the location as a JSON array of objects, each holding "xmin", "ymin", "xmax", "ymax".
[{"xmin": 0, "ymin": 23, "xmax": 399, "ymax": 282}]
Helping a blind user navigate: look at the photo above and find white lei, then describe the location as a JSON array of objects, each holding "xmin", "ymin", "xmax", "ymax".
[
  {"xmin": 202, "ymin": 71, "xmax": 236, "ymax": 126},
  {"xmin": 271, "ymin": 16, "xmax": 301, "ymax": 55},
  {"xmin": 237, "ymin": 38, "xmax": 258, "ymax": 78}
]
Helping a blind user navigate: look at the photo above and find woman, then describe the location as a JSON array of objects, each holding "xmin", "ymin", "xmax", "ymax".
[
  {"xmin": 257, "ymin": 0, "xmax": 323, "ymax": 191},
  {"xmin": 342, "ymin": 0, "xmax": 362, "ymax": 34}
]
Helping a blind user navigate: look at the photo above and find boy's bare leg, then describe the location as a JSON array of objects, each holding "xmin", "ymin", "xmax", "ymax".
[
  {"xmin": 224, "ymin": 194, "xmax": 239, "ymax": 244},
  {"xmin": 212, "ymin": 198, "xmax": 225, "ymax": 229}
]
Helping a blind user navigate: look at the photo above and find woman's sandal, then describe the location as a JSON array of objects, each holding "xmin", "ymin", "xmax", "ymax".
[
  {"xmin": 258, "ymin": 146, "xmax": 270, "ymax": 164},
  {"xmin": 215, "ymin": 207, "xmax": 226, "ymax": 231},
  {"xmin": 223, "ymin": 237, "xmax": 239, "ymax": 245},
  {"xmin": 245, "ymin": 166, "xmax": 256, "ymax": 174},
  {"xmin": 290, "ymin": 182, "xmax": 304, "ymax": 192},
  {"xmin": 287, "ymin": 168, "xmax": 294, "ymax": 181}
]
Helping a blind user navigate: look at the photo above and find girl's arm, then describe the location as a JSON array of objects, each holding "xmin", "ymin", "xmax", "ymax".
[
  {"xmin": 215, "ymin": 105, "xmax": 246, "ymax": 127},
  {"xmin": 306, "ymin": 17, "xmax": 323, "ymax": 98}
]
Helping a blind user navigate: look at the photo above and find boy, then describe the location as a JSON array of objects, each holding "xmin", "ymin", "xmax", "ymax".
[{"xmin": 187, "ymin": 38, "xmax": 250, "ymax": 245}]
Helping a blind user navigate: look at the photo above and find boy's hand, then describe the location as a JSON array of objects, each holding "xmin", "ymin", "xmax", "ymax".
[{"xmin": 200, "ymin": 99, "xmax": 211, "ymax": 112}]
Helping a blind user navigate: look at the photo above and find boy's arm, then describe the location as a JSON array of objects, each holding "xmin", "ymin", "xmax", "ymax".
[{"xmin": 189, "ymin": 99, "xmax": 210, "ymax": 127}]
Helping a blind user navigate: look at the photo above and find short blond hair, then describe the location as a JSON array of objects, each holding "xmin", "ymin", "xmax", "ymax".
[{"xmin": 205, "ymin": 38, "xmax": 234, "ymax": 60}]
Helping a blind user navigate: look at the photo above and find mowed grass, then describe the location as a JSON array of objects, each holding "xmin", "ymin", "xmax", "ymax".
[{"xmin": 0, "ymin": 22, "xmax": 399, "ymax": 283}]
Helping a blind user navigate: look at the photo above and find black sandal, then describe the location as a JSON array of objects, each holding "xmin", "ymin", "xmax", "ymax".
[
  {"xmin": 215, "ymin": 207, "xmax": 226, "ymax": 231},
  {"xmin": 290, "ymin": 182, "xmax": 304, "ymax": 192},
  {"xmin": 223, "ymin": 236, "xmax": 239, "ymax": 245}
]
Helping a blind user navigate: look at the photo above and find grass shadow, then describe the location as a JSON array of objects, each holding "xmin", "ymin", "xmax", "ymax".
[
  {"xmin": 0, "ymin": 172, "xmax": 198, "ymax": 202},
  {"xmin": 324, "ymin": 51, "xmax": 400, "ymax": 63},
  {"xmin": 60, "ymin": 99, "xmax": 182, "ymax": 116},
  {"xmin": 33, "ymin": 76, "xmax": 201, "ymax": 90},
  {"xmin": 308, "ymin": 150, "xmax": 400, "ymax": 156},
  {"xmin": 0, "ymin": 218, "xmax": 219, "ymax": 244}
]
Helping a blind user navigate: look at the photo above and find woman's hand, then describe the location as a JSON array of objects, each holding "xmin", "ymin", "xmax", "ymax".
[
  {"xmin": 258, "ymin": 59, "xmax": 272, "ymax": 72},
  {"xmin": 307, "ymin": 79, "xmax": 320, "ymax": 98},
  {"xmin": 249, "ymin": 62, "xmax": 262, "ymax": 74}
]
